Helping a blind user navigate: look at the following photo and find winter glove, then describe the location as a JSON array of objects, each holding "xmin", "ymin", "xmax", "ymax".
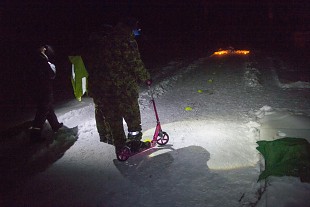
[{"xmin": 145, "ymin": 79, "xmax": 152, "ymax": 86}]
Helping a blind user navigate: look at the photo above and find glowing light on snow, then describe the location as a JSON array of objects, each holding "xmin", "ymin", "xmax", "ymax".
[
  {"xmin": 234, "ymin": 50, "xmax": 250, "ymax": 55},
  {"xmin": 212, "ymin": 49, "xmax": 250, "ymax": 56},
  {"xmin": 142, "ymin": 120, "xmax": 258, "ymax": 171},
  {"xmin": 213, "ymin": 50, "xmax": 229, "ymax": 55}
]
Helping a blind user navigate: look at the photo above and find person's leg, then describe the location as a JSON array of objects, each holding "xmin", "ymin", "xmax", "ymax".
[
  {"xmin": 106, "ymin": 110, "xmax": 126, "ymax": 152},
  {"xmin": 31, "ymin": 102, "xmax": 49, "ymax": 141},
  {"xmin": 46, "ymin": 107, "xmax": 63, "ymax": 132},
  {"xmin": 95, "ymin": 104, "xmax": 114, "ymax": 145},
  {"xmin": 94, "ymin": 98, "xmax": 127, "ymax": 152},
  {"xmin": 33, "ymin": 103, "xmax": 48, "ymax": 129},
  {"xmin": 120, "ymin": 88, "xmax": 151, "ymax": 152},
  {"xmin": 120, "ymin": 89, "xmax": 142, "ymax": 140}
]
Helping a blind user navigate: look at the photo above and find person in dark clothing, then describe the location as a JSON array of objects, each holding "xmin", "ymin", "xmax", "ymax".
[{"xmin": 29, "ymin": 44, "xmax": 63, "ymax": 142}]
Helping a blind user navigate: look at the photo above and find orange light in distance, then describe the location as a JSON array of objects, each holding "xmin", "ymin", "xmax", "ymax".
[{"xmin": 212, "ymin": 49, "xmax": 250, "ymax": 56}]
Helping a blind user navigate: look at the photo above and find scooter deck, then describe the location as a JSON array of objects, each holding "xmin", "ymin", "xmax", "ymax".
[{"xmin": 117, "ymin": 140, "xmax": 155, "ymax": 161}]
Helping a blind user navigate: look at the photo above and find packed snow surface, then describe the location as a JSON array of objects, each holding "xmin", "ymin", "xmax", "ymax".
[{"xmin": 1, "ymin": 52, "xmax": 310, "ymax": 207}]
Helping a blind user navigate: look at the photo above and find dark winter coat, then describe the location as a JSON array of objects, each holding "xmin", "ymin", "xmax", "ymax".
[{"xmin": 29, "ymin": 53, "xmax": 56, "ymax": 103}]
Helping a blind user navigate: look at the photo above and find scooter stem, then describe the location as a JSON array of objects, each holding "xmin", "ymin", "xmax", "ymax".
[{"xmin": 148, "ymin": 85, "xmax": 160, "ymax": 122}]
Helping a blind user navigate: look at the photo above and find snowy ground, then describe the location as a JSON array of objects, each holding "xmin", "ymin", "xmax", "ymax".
[{"xmin": 1, "ymin": 50, "xmax": 310, "ymax": 207}]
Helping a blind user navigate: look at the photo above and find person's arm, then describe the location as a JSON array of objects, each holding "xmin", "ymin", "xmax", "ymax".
[
  {"xmin": 38, "ymin": 54, "xmax": 56, "ymax": 80},
  {"xmin": 125, "ymin": 37, "xmax": 150, "ymax": 83}
]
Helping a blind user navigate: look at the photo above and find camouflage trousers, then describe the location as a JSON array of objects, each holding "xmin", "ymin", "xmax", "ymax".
[{"xmin": 93, "ymin": 87, "xmax": 142, "ymax": 150}]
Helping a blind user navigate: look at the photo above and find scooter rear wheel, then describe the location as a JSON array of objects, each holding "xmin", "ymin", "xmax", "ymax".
[
  {"xmin": 117, "ymin": 146, "xmax": 131, "ymax": 161},
  {"xmin": 157, "ymin": 132, "xmax": 169, "ymax": 145}
]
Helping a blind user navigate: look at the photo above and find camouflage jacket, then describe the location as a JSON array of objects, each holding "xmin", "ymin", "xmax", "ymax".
[{"xmin": 84, "ymin": 24, "xmax": 150, "ymax": 98}]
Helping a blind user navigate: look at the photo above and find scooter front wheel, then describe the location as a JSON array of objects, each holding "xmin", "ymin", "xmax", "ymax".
[
  {"xmin": 157, "ymin": 132, "xmax": 169, "ymax": 145},
  {"xmin": 117, "ymin": 146, "xmax": 131, "ymax": 161}
]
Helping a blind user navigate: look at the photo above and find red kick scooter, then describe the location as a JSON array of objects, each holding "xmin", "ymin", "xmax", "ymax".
[{"xmin": 117, "ymin": 86, "xmax": 169, "ymax": 161}]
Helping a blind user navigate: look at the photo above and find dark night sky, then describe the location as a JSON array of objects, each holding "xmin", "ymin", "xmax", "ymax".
[{"xmin": 1, "ymin": 0, "xmax": 310, "ymax": 62}]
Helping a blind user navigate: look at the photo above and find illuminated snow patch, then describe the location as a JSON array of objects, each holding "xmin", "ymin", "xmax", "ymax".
[{"xmin": 142, "ymin": 119, "xmax": 259, "ymax": 170}]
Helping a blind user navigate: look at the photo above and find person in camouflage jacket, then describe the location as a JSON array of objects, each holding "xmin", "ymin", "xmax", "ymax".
[{"xmin": 84, "ymin": 18, "xmax": 151, "ymax": 154}]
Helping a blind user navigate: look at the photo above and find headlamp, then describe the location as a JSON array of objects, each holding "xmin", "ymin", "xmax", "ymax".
[{"xmin": 133, "ymin": 28, "xmax": 141, "ymax": 37}]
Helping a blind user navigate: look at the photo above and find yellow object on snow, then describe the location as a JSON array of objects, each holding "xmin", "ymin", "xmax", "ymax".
[
  {"xmin": 144, "ymin": 138, "xmax": 152, "ymax": 142},
  {"xmin": 69, "ymin": 56, "xmax": 88, "ymax": 101},
  {"xmin": 197, "ymin": 89, "xmax": 203, "ymax": 93},
  {"xmin": 185, "ymin": 106, "xmax": 193, "ymax": 111}
]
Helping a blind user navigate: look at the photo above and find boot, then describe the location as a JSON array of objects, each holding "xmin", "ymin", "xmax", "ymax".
[
  {"xmin": 140, "ymin": 140, "xmax": 151, "ymax": 149},
  {"xmin": 52, "ymin": 122, "xmax": 63, "ymax": 132},
  {"xmin": 127, "ymin": 140, "xmax": 151, "ymax": 153},
  {"xmin": 29, "ymin": 127, "xmax": 44, "ymax": 143},
  {"xmin": 127, "ymin": 131, "xmax": 142, "ymax": 141}
]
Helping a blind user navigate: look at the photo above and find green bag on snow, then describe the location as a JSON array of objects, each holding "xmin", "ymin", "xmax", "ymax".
[{"xmin": 256, "ymin": 137, "xmax": 310, "ymax": 182}]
